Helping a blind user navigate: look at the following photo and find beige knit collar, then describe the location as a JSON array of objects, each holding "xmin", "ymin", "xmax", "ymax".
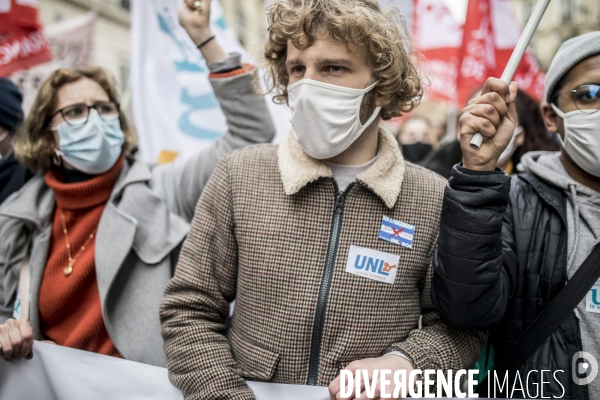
[{"xmin": 277, "ymin": 127, "xmax": 405, "ymax": 209}]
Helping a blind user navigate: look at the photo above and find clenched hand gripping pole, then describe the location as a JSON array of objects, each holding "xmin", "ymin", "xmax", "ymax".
[{"xmin": 469, "ymin": 0, "xmax": 551, "ymax": 149}]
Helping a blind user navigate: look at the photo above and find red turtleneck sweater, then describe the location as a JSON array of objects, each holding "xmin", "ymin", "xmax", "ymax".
[{"xmin": 39, "ymin": 157, "xmax": 124, "ymax": 357}]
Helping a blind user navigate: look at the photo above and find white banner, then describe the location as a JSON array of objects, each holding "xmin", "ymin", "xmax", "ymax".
[
  {"xmin": 0, "ymin": 341, "xmax": 329, "ymax": 400},
  {"xmin": 10, "ymin": 11, "xmax": 97, "ymax": 112},
  {"xmin": 130, "ymin": 0, "xmax": 290, "ymax": 163},
  {"xmin": 44, "ymin": 11, "xmax": 96, "ymax": 68}
]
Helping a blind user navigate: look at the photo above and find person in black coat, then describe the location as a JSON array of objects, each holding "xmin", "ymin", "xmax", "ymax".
[
  {"xmin": 432, "ymin": 32, "xmax": 600, "ymax": 399},
  {"xmin": 420, "ymin": 89, "xmax": 559, "ymax": 178},
  {"xmin": 0, "ymin": 78, "xmax": 33, "ymax": 204}
]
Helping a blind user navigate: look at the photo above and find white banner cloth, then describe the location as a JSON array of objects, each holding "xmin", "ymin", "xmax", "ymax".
[
  {"xmin": 10, "ymin": 11, "xmax": 96, "ymax": 112},
  {"xmin": 0, "ymin": 341, "xmax": 329, "ymax": 400},
  {"xmin": 130, "ymin": 0, "xmax": 290, "ymax": 163}
]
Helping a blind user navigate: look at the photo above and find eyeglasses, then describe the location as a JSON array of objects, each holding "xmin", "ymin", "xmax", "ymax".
[
  {"xmin": 553, "ymin": 84, "xmax": 600, "ymax": 114},
  {"xmin": 49, "ymin": 101, "xmax": 120, "ymax": 127}
]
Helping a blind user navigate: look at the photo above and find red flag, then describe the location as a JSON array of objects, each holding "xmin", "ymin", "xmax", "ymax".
[
  {"xmin": 456, "ymin": 0, "xmax": 544, "ymax": 106},
  {"xmin": 456, "ymin": 0, "xmax": 494, "ymax": 105},
  {"xmin": 0, "ymin": 0, "xmax": 53, "ymax": 77}
]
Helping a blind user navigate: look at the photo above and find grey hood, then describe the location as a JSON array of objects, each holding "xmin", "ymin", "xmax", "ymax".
[
  {"xmin": 519, "ymin": 150, "xmax": 600, "ymax": 285},
  {"xmin": 518, "ymin": 151, "xmax": 600, "ymax": 274},
  {"xmin": 517, "ymin": 151, "xmax": 598, "ymax": 198}
]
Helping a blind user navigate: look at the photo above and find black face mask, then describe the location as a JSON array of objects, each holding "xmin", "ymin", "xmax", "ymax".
[{"xmin": 402, "ymin": 143, "xmax": 433, "ymax": 163}]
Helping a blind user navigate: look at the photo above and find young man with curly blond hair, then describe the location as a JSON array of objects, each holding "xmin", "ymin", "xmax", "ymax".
[{"xmin": 160, "ymin": 0, "xmax": 484, "ymax": 398}]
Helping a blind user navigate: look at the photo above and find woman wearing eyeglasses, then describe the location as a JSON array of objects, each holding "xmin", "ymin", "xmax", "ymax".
[{"xmin": 0, "ymin": 0, "xmax": 275, "ymax": 367}]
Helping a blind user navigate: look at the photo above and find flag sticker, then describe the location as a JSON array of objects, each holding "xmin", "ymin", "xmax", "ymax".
[{"xmin": 379, "ymin": 216, "xmax": 415, "ymax": 249}]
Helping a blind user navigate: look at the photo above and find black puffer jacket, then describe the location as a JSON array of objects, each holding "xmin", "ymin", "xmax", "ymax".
[{"xmin": 432, "ymin": 165, "xmax": 587, "ymax": 400}]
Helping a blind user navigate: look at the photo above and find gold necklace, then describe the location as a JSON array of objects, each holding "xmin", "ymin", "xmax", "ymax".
[{"xmin": 60, "ymin": 210, "xmax": 97, "ymax": 277}]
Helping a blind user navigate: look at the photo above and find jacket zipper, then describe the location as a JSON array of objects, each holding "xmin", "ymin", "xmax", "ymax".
[{"xmin": 307, "ymin": 183, "xmax": 353, "ymax": 386}]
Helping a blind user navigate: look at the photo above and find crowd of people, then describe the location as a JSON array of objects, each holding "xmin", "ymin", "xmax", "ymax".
[{"xmin": 0, "ymin": 0, "xmax": 598, "ymax": 399}]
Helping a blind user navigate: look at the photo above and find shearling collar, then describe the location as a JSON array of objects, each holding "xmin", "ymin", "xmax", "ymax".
[{"xmin": 277, "ymin": 128, "xmax": 405, "ymax": 208}]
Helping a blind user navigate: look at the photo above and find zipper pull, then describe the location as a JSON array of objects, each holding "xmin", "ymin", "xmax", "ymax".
[{"xmin": 335, "ymin": 191, "xmax": 346, "ymax": 214}]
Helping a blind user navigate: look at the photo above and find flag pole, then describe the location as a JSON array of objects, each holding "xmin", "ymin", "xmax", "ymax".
[{"xmin": 469, "ymin": 0, "xmax": 551, "ymax": 149}]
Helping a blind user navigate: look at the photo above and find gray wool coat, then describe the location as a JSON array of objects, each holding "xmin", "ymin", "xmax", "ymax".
[{"xmin": 0, "ymin": 71, "xmax": 275, "ymax": 367}]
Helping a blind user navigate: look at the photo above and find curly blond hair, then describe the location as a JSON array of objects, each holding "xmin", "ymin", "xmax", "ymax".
[
  {"xmin": 264, "ymin": 0, "xmax": 422, "ymax": 120},
  {"xmin": 13, "ymin": 66, "xmax": 137, "ymax": 172}
]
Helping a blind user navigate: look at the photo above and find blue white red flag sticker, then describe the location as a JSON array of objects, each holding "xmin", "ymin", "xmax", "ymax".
[
  {"xmin": 345, "ymin": 245, "xmax": 400, "ymax": 285},
  {"xmin": 379, "ymin": 216, "xmax": 415, "ymax": 248}
]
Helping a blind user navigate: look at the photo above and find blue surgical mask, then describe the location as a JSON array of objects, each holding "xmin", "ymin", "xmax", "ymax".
[{"xmin": 52, "ymin": 110, "xmax": 124, "ymax": 174}]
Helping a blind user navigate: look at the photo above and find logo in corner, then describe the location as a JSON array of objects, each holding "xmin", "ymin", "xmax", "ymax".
[{"xmin": 572, "ymin": 351, "xmax": 598, "ymax": 385}]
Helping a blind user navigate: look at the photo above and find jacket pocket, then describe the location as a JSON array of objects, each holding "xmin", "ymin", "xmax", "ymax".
[{"xmin": 230, "ymin": 329, "xmax": 280, "ymax": 381}]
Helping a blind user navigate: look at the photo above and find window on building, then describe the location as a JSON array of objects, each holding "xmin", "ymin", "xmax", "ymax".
[
  {"xmin": 524, "ymin": 0, "xmax": 534, "ymax": 24},
  {"xmin": 53, "ymin": 11, "xmax": 64, "ymax": 23},
  {"xmin": 561, "ymin": 0, "xmax": 571, "ymax": 22},
  {"xmin": 120, "ymin": 59, "xmax": 130, "ymax": 92},
  {"xmin": 121, "ymin": 0, "xmax": 130, "ymax": 11},
  {"xmin": 572, "ymin": 0, "xmax": 582, "ymax": 22},
  {"xmin": 236, "ymin": 9, "xmax": 246, "ymax": 47}
]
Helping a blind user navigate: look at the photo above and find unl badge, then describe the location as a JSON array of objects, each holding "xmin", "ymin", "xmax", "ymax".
[
  {"xmin": 346, "ymin": 245, "xmax": 399, "ymax": 284},
  {"xmin": 379, "ymin": 216, "xmax": 415, "ymax": 249}
]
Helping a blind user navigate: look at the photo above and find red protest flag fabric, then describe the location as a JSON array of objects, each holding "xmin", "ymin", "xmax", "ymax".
[
  {"xmin": 456, "ymin": 0, "xmax": 545, "ymax": 107},
  {"xmin": 0, "ymin": 0, "xmax": 53, "ymax": 77},
  {"xmin": 456, "ymin": 0, "xmax": 495, "ymax": 106}
]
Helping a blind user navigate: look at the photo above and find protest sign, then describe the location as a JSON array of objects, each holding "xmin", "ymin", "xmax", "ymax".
[
  {"xmin": 10, "ymin": 11, "xmax": 96, "ymax": 112},
  {"xmin": 0, "ymin": 341, "xmax": 330, "ymax": 400},
  {"xmin": 130, "ymin": 0, "xmax": 290, "ymax": 163},
  {"xmin": 0, "ymin": 0, "xmax": 52, "ymax": 77}
]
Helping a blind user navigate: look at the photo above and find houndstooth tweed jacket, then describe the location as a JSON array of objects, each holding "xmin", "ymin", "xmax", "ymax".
[{"xmin": 160, "ymin": 128, "xmax": 485, "ymax": 399}]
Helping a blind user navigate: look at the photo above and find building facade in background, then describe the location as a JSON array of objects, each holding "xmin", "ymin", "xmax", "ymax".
[
  {"xmin": 36, "ymin": 0, "xmax": 269, "ymax": 86},
  {"xmin": 37, "ymin": 0, "xmax": 131, "ymax": 89},
  {"xmin": 220, "ymin": 0, "xmax": 266, "ymax": 60},
  {"xmin": 510, "ymin": 0, "xmax": 600, "ymax": 69},
  {"xmin": 34, "ymin": 0, "xmax": 600, "ymax": 91}
]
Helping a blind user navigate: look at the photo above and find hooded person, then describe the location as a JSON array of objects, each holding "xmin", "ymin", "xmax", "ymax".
[
  {"xmin": 0, "ymin": 78, "xmax": 34, "ymax": 205},
  {"xmin": 431, "ymin": 31, "xmax": 600, "ymax": 399},
  {"xmin": 159, "ymin": 1, "xmax": 485, "ymax": 399}
]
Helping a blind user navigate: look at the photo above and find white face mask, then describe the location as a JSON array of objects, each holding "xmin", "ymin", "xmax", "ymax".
[
  {"xmin": 287, "ymin": 79, "xmax": 381, "ymax": 160},
  {"xmin": 497, "ymin": 125, "xmax": 524, "ymax": 167},
  {"xmin": 551, "ymin": 103, "xmax": 600, "ymax": 177}
]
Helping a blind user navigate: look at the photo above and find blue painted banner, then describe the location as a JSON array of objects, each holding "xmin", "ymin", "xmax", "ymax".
[{"xmin": 131, "ymin": 0, "xmax": 289, "ymax": 163}]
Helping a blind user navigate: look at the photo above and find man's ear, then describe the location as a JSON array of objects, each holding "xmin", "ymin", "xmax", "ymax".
[{"xmin": 541, "ymin": 102, "xmax": 560, "ymax": 134}]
